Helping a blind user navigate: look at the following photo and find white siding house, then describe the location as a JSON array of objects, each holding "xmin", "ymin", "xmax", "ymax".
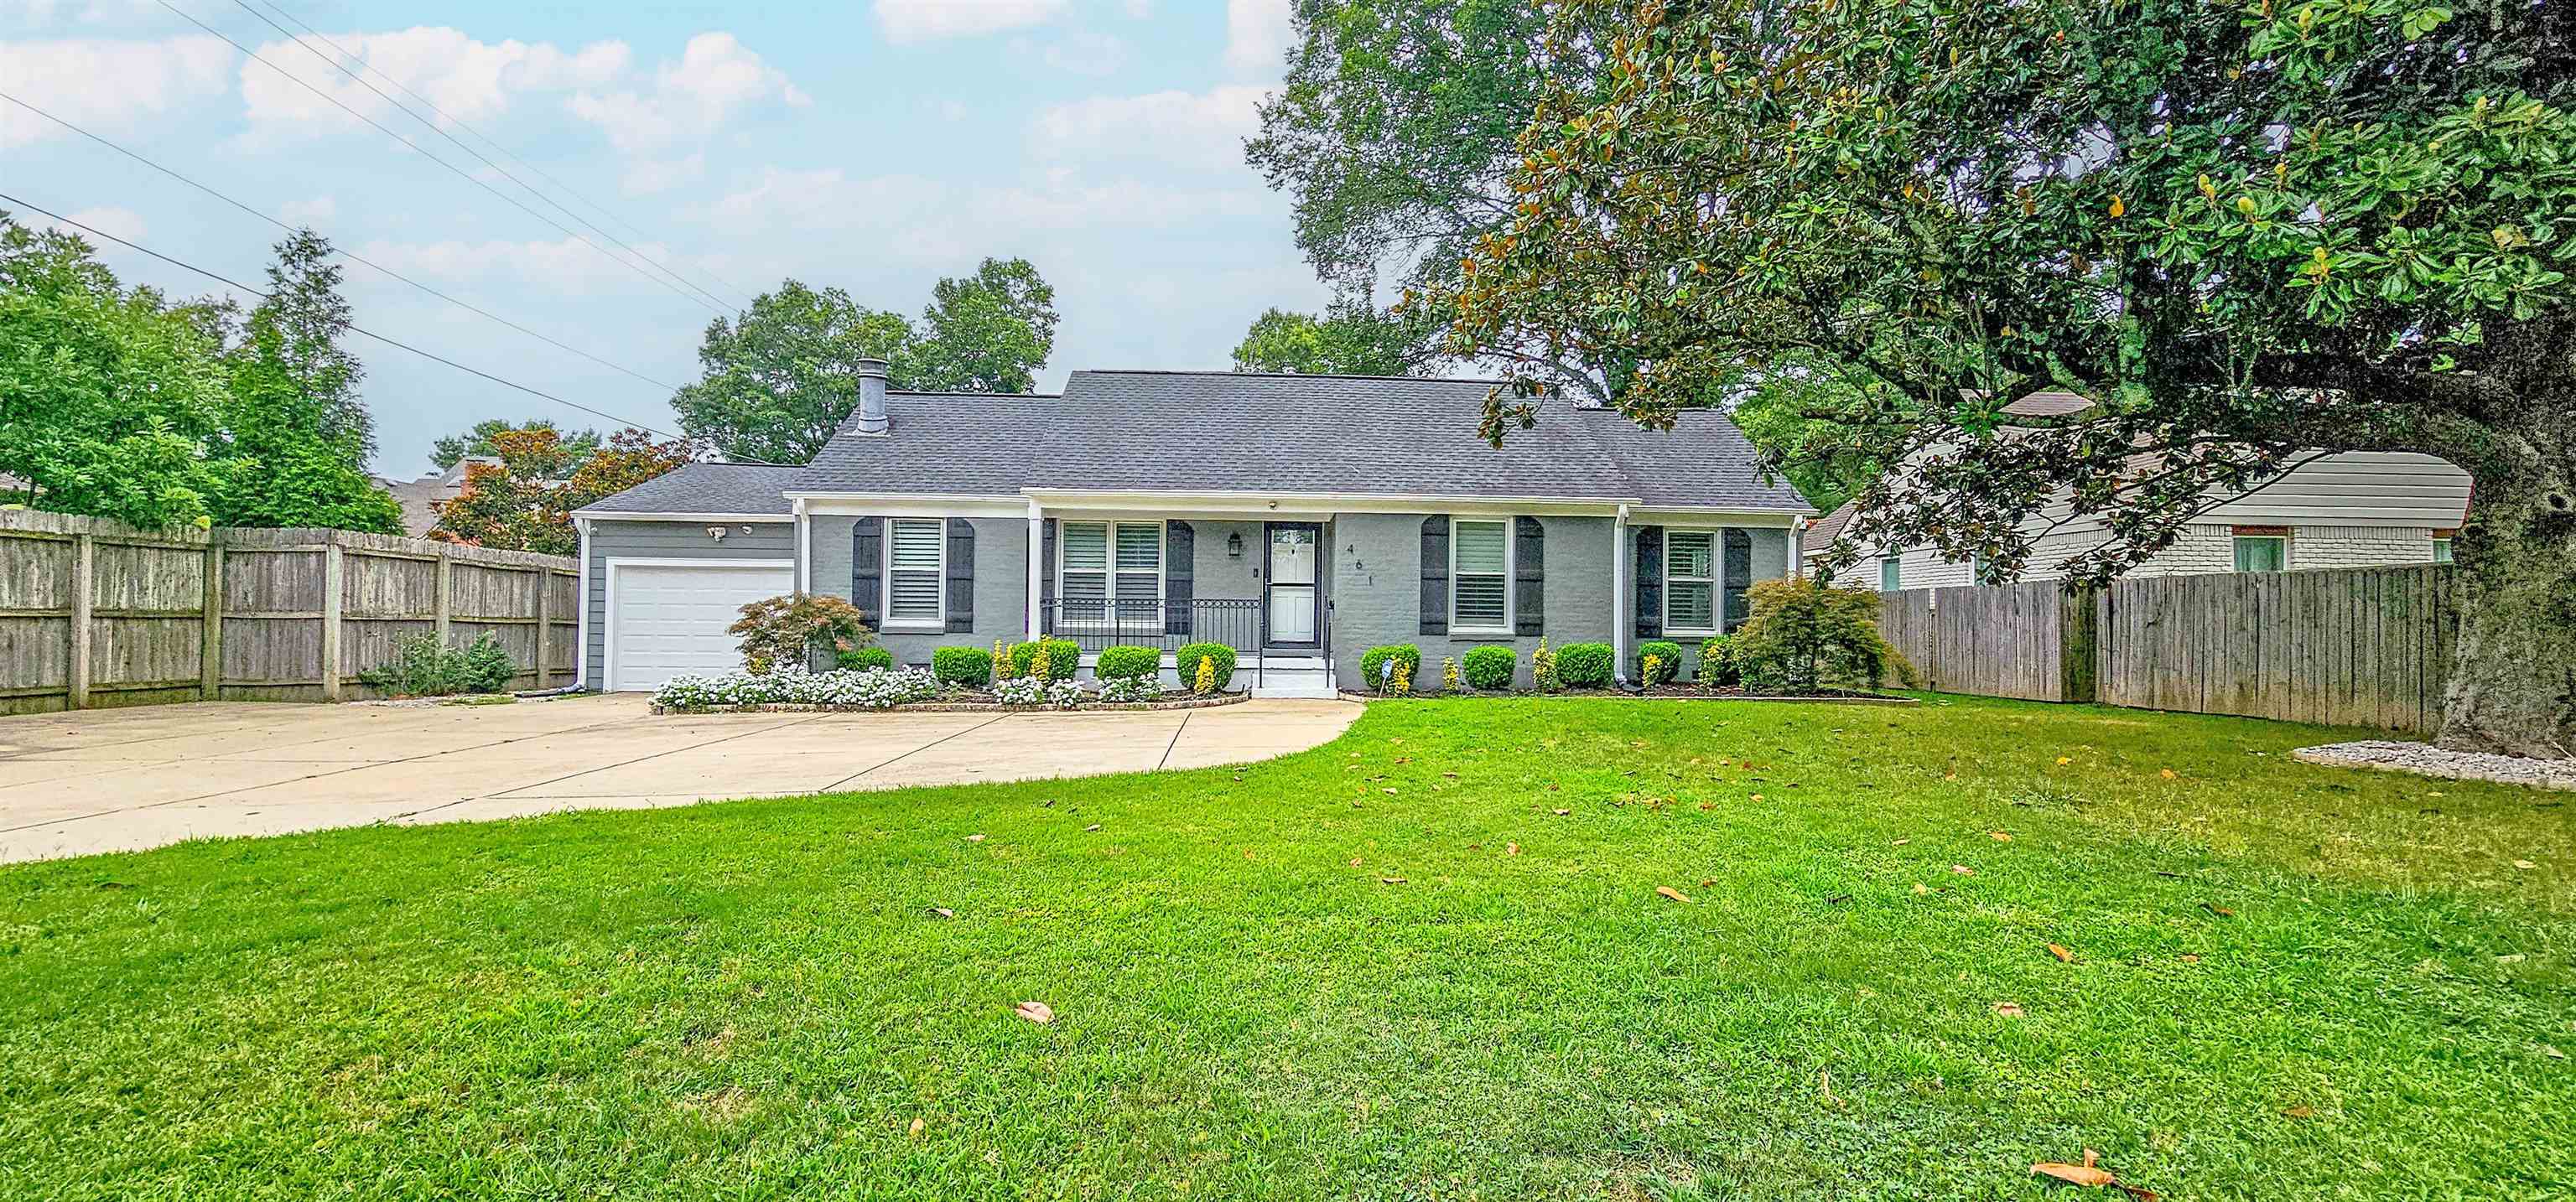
[{"xmin": 1803, "ymin": 397, "xmax": 2473, "ymax": 589}]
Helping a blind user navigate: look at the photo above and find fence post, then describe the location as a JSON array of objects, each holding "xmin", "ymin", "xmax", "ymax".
[
  {"xmin": 68, "ymin": 533, "xmax": 94, "ymax": 710},
  {"xmin": 320, "ymin": 537, "xmax": 344, "ymax": 701},
  {"xmin": 2059, "ymin": 584, "xmax": 2100, "ymax": 704},
  {"xmin": 434, "ymin": 547, "xmax": 453, "ymax": 647},
  {"xmin": 201, "ymin": 541, "xmax": 224, "ymax": 702},
  {"xmin": 532, "ymin": 564, "xmax": 549, "ymax": 689}
]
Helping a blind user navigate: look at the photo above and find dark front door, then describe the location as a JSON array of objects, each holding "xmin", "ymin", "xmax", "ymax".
[{"xmin": 1264, "ymin": 523, "xmax": 1322, "ymax": 647}]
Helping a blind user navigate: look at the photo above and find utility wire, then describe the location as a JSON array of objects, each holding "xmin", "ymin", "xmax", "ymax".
[
  {"xmin": 0, "ymin": 90, "xmax": 686, "ymax": 395},
  {"xmin": 151, "ymin": 0, "xmax": 733, "ymax": 318},
  {"xmin": 242, "ymin": 0, "xmax": 760, "ymax": 307},
  {"xmin": 1, "ymin": 190, "xmax": 687, "ymax": 442},
  {"xmin": 224, "ymin": 0, "xmax": 750, "ymax": 312}
]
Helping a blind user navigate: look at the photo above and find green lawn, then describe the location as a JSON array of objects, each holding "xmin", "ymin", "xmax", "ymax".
[{"xmin": 3, "ymin": 697, "xmax": 2570, "ymax": 1199}]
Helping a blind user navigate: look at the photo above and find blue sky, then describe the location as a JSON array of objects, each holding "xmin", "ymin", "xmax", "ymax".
[{"xmin": 1, "ymin": 0, "xmax": 1324, "ymax": 474}]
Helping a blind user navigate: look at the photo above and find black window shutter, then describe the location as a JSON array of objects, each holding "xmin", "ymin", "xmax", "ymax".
[
  {"xmin": 1722, "ymin": 528, "xmax": 1753, "ymax": 630},
  {"xmin": 1633, "ymin": 525, "xmax": 1664, "ymax": 640},
  {"xmin": 849, "ymin": 517, "xmax": 883, "ymax": 625},
  {"xmin": 944, "ymin": 518, "xmax": 975, "ymax": 633},
  {"xmin": 1513, "ymin": 516, "xmax": 1545, "ymax": 636},
  {"xmin": 1418, "ymin": 516, "xmax": 1448, "ymax": 635},
  {"xmin": 1164, "ymin": 521, "xmax": 1195, "ymax": 635},
  {"xmin": 1039, "ymin": 518, "xmax": 1057, "ymax": 635}
]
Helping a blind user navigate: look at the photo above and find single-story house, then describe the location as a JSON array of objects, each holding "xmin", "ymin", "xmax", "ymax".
[
  {"xmin": 1805, "ymin": 392, "xmax": 2474, "ymax": 590},
  {"xmin": 572, "ymin": 362, "xmax": 1813, "ymax": 696}
]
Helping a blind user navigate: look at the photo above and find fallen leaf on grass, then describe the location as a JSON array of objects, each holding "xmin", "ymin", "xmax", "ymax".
[
  {"xmin": 1893, "ymin": 837, "xmax": 1910, "ymax": 846},
  {"xmin": 1084, "ymin": 823, "xmax": 1102, "ymax": 832},
  {"xmin": 1442, "ymin": 772, "xmax": 1459, "ymax": 779},
  {"xmin": 1553, "ymin": 808, "xmax": 1571, "ymax": 816},
  {"xmin": 2200, "ymin": 901, "xmax": 2235, "ymax": 918},
  {"xmin": 928, "ymin": 907, "xmax": 955, "ymax": 919},
  {"xmin": 1382, "ymin": 787, "xmax": 1398, "ymax": 795},
  {"xmin": 1506, "ymin": 842, "xmax": 1520, "ymax": 857},
  {"xmin": 2055, "ymin": 756, "xmax": 2073, "ymax": 766},
  {"xmin": 1014, "ymin": 1001, "xmax": 1054, "ymax": 1025},
  {"xmin": 1951, "ymin": 864, "xmax": 1975, "ymax": 876},
  {"xmin": 2179, "ymin": 954, "xmax": 2200, "ymax": 964},
  {"xmin": 1992, "ymin": 1002, "xmax": 2025, "ymax": 1018},
  {"xmin": 2282, "ymin": 1106, "xmax": 2314, "ymax": 1119},
  {"xmin": 2032, "ymin": 1161, "xmax": 2116, "ymax": 1188},
  {"xmin": 908, "ymin": 1117, "xmax": 927, "ymax": 1138},
  {"xmin": 1990, "ymin": 831, "xmax": 2013, "ymax": 842},
  {"xmin": 1750, "ymin": 793, "xmax": 1765, "ymax": 802},
  {"xmin": 1656, "ymin": 886, "xmax": 1692, "ymax": 904},
  {"xmin": 965, "ymin": 834, "xmax": 986, "ymax": 843},
  {"xmin": 2513, "ymin": 859, "xmax": 2537, "ymax": 869},
  {"xmin": 2047, "ymin": 943, "xmax": 2075, "ymax": 962},
  {"xmin": 1913, "ymin": 883, "xmax": 1932, "ymax": 895},
  {"xmin": 2158, "ymin": 769, "xmax": 2177, "ymax": 780},
  {"xmin": 1380, "ymin": 876, "xmax": 1407, "ymax": 885}
]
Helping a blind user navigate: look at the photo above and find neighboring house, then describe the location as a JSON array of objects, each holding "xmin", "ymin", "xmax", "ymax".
[
  {"xmin": 372, "ymin": 457, "xmax": 497, "ymax": 537},
  {"xmin": 1802, "ymin": 392, "xmax": 2473, "ymax": 590},
  {"xmin": 571, "ymin": 362, "xmax": 1812, "ymax": 696}
]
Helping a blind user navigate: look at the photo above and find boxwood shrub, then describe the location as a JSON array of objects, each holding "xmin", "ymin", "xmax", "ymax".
[
  {"xmin": 929, "ymin": 645, "xmax": 992, "ymax": 687},
  {"xmin": 1176, "ymin": 641, "xmax": 1236, "ymax": 692},
  {"xmin": 1006, "ymin": 638, "xmax": 1082, "ymax": 683},
  {"xmin": 1637, "ymin": 640, "xmax": 1683, "ymax": 686},
  {"xmin": 1358, "ymin": 644, "xmax": 1422, "ymax": 692},
  {"xmin": 838, "ymin": 645, "xmax": 897, "ymax": 672},
  {"xmin": 1095, "ymin": 645, "xmax": 1162, "ymax": 681},
  {"xmin": 1555, "ymin": 641, "xmax": 1614, "ymax": 688},
  {"xmin": 1697, "ymin": 635, "xmax": 1739, "ymax": 687},
  {"xmin": 1461, "ymin": 645, "xmax": 1517, "ymax": 690}
]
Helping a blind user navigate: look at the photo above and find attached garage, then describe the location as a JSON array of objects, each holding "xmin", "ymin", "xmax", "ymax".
[{"xmin": 603, "ymin": 559, "xmax": 794, "ymax": 691}]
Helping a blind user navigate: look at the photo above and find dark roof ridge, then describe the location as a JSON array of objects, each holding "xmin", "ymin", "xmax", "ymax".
[{"xmin": 1071, "ymin": 367, "xmax": 1517, "ymax": 387}]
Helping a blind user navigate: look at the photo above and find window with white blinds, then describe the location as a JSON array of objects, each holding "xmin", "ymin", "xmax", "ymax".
[
  {"xmin": 887, "ymin": 518, "xmax": 944, "ymax": 625},
  {"xmin": 1666, "ymin": 531, "xmax": 1716, "ymax": 633},
  {"xmin": 1062, "ymin": 521, "xmax": 1161, "ymax": 619},
  {"xmin": 1452, "ymin": 519, "xmax": 1509, "ymax": 630}
]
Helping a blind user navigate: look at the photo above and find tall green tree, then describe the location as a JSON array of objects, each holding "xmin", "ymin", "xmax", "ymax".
[
  {"xmin": 431, "ymin": 418, "xmax": 600, "ymax": 474},
  {"xmin": 672, "ymin": 260, "xmax": 1057, "ymax": 464},
  {"xmin": 1232, "ymin": 301, "xmax": 1427, "ymax": 376},
  {"xmin": 212, "ymin": 231, "xmax": 402, "ymax": 533},
  {"xmin": 1444, "ymin": 0, "xmax": 2576, "ymax": 755},
  {"xmin": 0, "ymin": 215, "xmax": 236, "ymax": 528},
  {"xmin": 1244, "ymin": 0, "xmax": 1601, "ymax": 391}
]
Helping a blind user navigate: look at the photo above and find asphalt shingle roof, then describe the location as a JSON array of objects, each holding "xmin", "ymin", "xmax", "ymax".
[
  {"xmin": 578, "ymin": 461, "xmax": 800, "ymax": 516},
  {"xmin": 783, "ymin": 370, "xmax": 1809, "ymax": 511}
]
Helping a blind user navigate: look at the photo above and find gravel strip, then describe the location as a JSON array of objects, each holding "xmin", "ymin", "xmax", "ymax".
[{"xmin": 2293, "ymin": 740, "xmax": 2576, "ymax": 792}]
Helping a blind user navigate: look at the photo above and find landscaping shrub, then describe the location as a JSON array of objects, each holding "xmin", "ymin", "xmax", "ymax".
[
  {"xmin": 1462, "ymin": 645, "xmax": 1517, "ymax": 690},
  {"xmin": 1732, "ymin": 578, "xmax": 1915, "ymax": 694},
  {"xmin": 1006, "ymin": 638, "xmax": 1081, "ymax": 682},
  {"xmin": 1697, "ymin": 635, "xmax": 1739, "ymax": 688},
  {"xmin": 1098, "ymin": 676, "xmax": 1160, "ymax": 703},
  {"xmin": 995, "ymin": 674, "xmax": 1084, "ymax": 708},
  {"xmin": 1358, "ymin": 644, "xmax": 1421, "ymax": 693},
  {"xmin": 838, "ymin": 646, "xmax": 896, "ymax": 672},
  {"xmin": 931, "ymin": 645, "xmax": 992, "ymax": 687},
  {"xmin": 652, "ymin": 666, "xmax": 937, "ymax": 712},
  {"xmin": 1555, "ymin": 641, "xmax": 1614, "ymax": 688},
  {"xmin": 1638, "ymin": 640, "xmax": 1684, "ymax": 686},
  {"xmin": 1531, "ymin": 637, "xmax": 1560, "ymax": 692},
  {"xmin": 361, "ymin": 631, "xmax": 517, "ymax": 697},
  {"xmin": 730, "ymin": 593, "xmax": 873, "ymax": 674},
  {"xmin": 1441, "ymin": 656, "xmax": 1461, "ymax": 692},
  {"xmin": 1176, "ymin": 641, "xmax": 1236, "ymax": 692},
  {"xmin": 1095, "ymin": 645, "xmax": 1162, "ymax": 681}
]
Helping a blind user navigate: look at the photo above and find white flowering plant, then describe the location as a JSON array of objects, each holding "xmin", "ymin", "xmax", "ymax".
[
  {"xmin": 651, "ymin": 665, "xmax": 937, "ymax": 712},
  {"xmin": 995, "ymin": 675, "xmax": 1087, "ymax": 708},
  {"xmin": 1097, "ymin": 675, "xmax": 1161, "ymax": 703}
]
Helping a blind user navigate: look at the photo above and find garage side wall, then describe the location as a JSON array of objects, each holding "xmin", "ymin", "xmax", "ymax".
[{"xmin": 583, "ymin": 519, "xmax": 796, "ymax": 687}]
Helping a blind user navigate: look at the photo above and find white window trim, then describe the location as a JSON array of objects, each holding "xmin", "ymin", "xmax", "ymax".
[
  {"xmin": 1056, "ymin": 519, "xmax": 1166, "ymax": 629},
  {"xmin": 1663, "ymin": 527, "xmax": 1720, "ymax": 638},
  {"xmin": 881, "ymin": 517, "xmax": 948, "ymax": 633},
  {"xmin": 1449, "ymin": 516, "xmax": 1514, "ymax": 637},
  {"xmin": 2232, "ymin": 534, "xmax": 2289, "ymax": 573}
]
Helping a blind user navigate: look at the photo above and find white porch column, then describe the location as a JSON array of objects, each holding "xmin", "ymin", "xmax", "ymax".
[
  {"xmin": 793, "ymin": 498, "xmax": 811, "ymax": 593},
  {"xmin": 1612, "ymin": 504, "xmax": 1630, "ymax": 685},
  {"xmin": 1026, "ymin": 500, "xmax": 1045, "ymax": 640}
]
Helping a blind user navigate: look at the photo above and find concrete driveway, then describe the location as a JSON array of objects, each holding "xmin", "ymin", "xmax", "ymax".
[{"xmin": 0, "ymin": 694, "xmax": 1360, "ymax": 863}]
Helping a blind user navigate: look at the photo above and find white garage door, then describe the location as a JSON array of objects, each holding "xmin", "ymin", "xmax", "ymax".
[{"xmin": 608, "ymin": 561, "xmax": 795, "ymax": 691}]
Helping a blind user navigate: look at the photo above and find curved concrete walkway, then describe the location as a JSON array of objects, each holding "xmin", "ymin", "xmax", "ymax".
[{"xmin": 0, "ymin": 694, "xmax": 1361, "ymax": 863}]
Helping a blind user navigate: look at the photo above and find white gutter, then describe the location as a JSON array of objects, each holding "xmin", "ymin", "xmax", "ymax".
[
  {"xmin": 572, "ymin": 516, "xmax": 590, "ymax": 690},
  {"xmin": 1612, "ymin": 503, "xmax": 1630, "ymax": 686},
  {"xmin": 1025, "ymin": 497, "xmax": 1045, "ymax": 640}
]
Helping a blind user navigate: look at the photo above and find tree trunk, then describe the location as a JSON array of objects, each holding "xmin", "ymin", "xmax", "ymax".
[{"xmin": 2434, "ymin": 393, "xmax": 2576, "ymax": 759}]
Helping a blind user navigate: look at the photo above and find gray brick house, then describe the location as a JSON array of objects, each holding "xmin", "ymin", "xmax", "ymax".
[{"xmin": 573, "ymin": 363, "xmax": 1811, "ymax": 696}]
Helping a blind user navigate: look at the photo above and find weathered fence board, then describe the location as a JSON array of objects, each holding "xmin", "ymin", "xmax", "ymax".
[
  {"xmin": 1879, "ymin": 562, "xmax": 2459, "ymax": 734},
  {"xmin": 0, "ymin": 510, "xmax": 578, "ymax": 713}
]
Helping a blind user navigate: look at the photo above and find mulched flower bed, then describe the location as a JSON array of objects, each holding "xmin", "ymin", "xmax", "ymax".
[
  {"xmin": 653, "ymin": 691, "xmax": 1251, "ymax": 717},
  {"xmin": 1337, "ymin": 686, "xmax": 1914, "ymax": 705}
]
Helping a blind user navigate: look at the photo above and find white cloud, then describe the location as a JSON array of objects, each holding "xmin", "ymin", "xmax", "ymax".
[
  {"xmin": 236, "ymin": 27, "xmax": 627, "ymax": 142},
  {"xmin": 873, "ymin": 0, "xmax": 1068, "ymax": 44},
  {"xmin": 1223, "ymin": 0, "xmax": 1292, "ymax": 80},
  {"xmin": 621, "ymin": 153, "xmax": 705, "ymax": 196},
  {"xmin": 351, "ymin": 234, "xmax": 681, "ymax": 295},
  {"xmin": 1030, "ymin": 85, "xmax": 1266, "ymax": 173},
  {"xmin": 0, "ymin": 37, "xmax": 234, "ymax": 149},
  {"xmin": 705, "ymin": 166, "xmax": 1270, "ymax": 260},
  {"xmin": 39, "ymin": 205, "xmax": 148, "ymax": 245},
  {"xmin": 1032, "ymin": 29, "xmax": 1127, "ymax": 76},
  {"xmin": 278, "ymin": 195, "xmax": 337, "ymax": 224},
  {"xmin": 567, "ymin": 32, "xmax": 808, "ymax": 183}
]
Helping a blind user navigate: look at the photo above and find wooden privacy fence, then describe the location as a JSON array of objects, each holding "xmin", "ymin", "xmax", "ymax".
[
  {"xmin": 0, "ymin": 510, "xmax": 578, "ymax": 715},
  {"xmin": 1874, "ymin": 562, "xmax": 2460, "ymax": 734}
]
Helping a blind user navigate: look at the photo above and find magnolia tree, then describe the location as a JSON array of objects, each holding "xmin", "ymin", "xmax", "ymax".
[{"xmin": 1441, "ymin": 0, "xmax": 2576, "ymax": 756}]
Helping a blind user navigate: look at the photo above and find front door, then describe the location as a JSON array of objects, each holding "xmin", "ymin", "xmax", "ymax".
[{"xmin": 1265, "ymin": 523, "xmax": 1321, "ymax": 646}]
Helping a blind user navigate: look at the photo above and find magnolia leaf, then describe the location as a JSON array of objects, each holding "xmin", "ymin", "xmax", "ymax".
[
  {"xmin": 908, "ymin": 1117, "xmax": 927, "ymax": 1138},
  {"xmin": 929, "ymin": 907, "xmax": 955, "ymax": 919},
  {"xmin": 1507, "ymin": 842, "xmax": 1521, "ymax": 856},
  {"xmin": 2048, "ymin": 943, "xmax": 2075, "ymax": 962},
  {"xmin": 965, "ymin": 834, "xmax": 986, "ymax": 843},
  {"xmin": 1993, "ymin": 1002, "xmax": 2025, "ymax": 1018},
  {"xmin": 1380, "ymin": 876, "xmax": 1408, "ymax": 884},
  {"xmin": 1656, "ymin": 886, "xmax": 1692, "ymax": 904},
  {"xmin": 2033, "ymin": 1161, "xmax": 2117, "ymax": 1187},
  {"xmin": 1014, "ymin": 1001, "xmax": 1055, "ymax": 1025},
  {"xmin": 1084, "ymin": 823, "xmax": 1102, "ymax": 832}
]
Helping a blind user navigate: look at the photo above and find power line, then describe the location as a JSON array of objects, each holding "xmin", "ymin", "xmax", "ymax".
[
  {"xmin": 224, "ymin": 0, "xmax": 751, "ymax": 312},
  {"xmin": 242, "ymin": 0, "xmax": 760, "ymax": 307},
  {"xmin": 150, "ymin": 0, "xmax": 735, "ymax": 318},
  {"xmin": 0, "ymin": 90, "xmax": 686, "ymax": 396},
  {"xmin": 0, "ymin": 189, "xmax": 687, "ymax": 442}
]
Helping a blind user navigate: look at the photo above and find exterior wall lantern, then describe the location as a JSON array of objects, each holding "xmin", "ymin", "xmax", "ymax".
[{"xmin": 1227, "ymin": 531, "xmax": 1244, "ymax": 559}]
